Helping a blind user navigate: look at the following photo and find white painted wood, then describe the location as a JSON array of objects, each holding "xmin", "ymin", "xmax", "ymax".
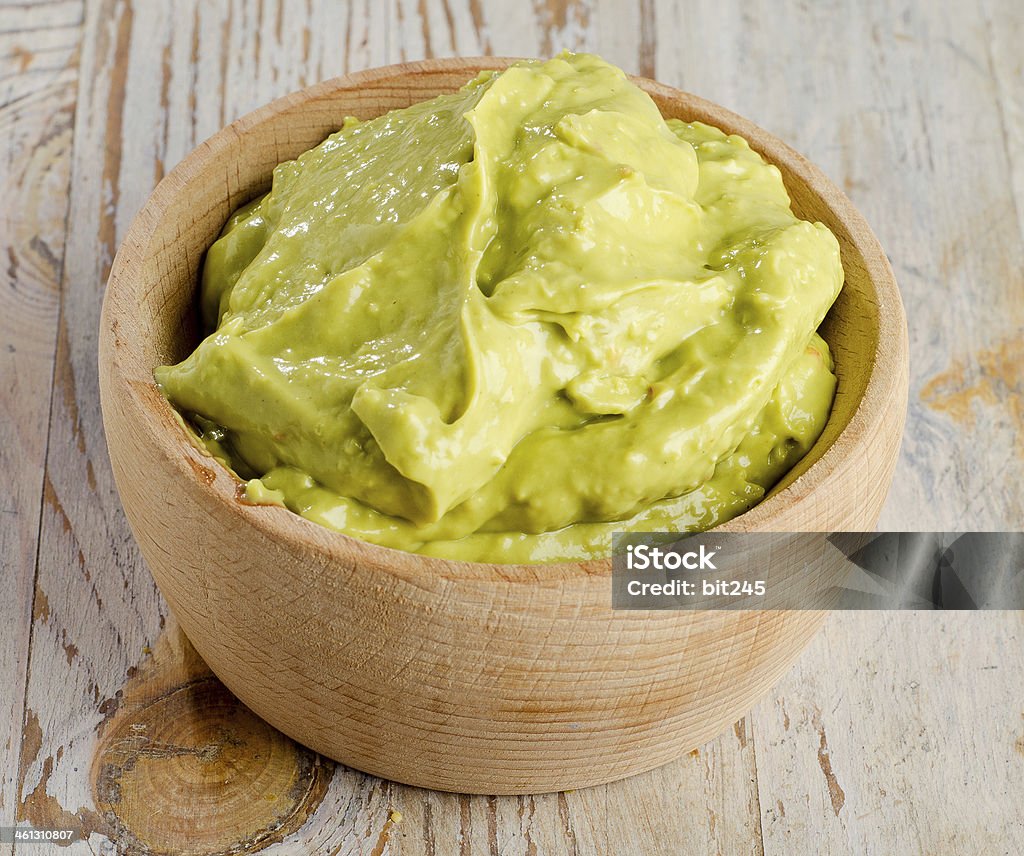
[
  {"xmin": 0, "ymin": 3, "xmax": 82, "ymax": 853},
  {"xmin": 983, "ymin": 0, "xmax": 1024, "ymax": 251},
  {"xmin": 757, "ymin": 613, "xmax": 1024, "ymax": 853},
  {"xmin": 15, "ymin": 3, "xmax": 165, "ymax": 853},
  {"xmin": 720, "ymin": 0, "xmax": 1024, "ymax": 851}
]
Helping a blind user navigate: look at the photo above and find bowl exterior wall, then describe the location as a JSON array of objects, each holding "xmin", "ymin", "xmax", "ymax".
[{"xmin": 103, "ymin": 399, "xmax": 857, "ymax": 792}]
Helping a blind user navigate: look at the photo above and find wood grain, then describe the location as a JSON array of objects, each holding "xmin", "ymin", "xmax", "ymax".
[
  {"xmin": 89, "ymin": 617, "xmax": 334, "ymax": 855},
  {"xmin": 0, "ymin": 2, "xmax": 82, "ymax": 851},
  {"xmin": 16, "ymin": 3, "xmax": 164, "ymax": 853},
  {"xmin": 2, "ymin": 0, "xmax": 1022, "ymax": 853}
]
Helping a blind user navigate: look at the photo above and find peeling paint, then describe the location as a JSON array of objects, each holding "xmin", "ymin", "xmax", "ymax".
[
  {"xmin": 921, "ymin": 337, "xmax": 1024, "ymax": 459},
  {"xmin": 813, "ymin": 709, "xmax": 846, "ymax": 816}
]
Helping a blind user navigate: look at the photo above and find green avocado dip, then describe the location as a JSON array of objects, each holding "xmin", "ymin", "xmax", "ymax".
[{"xmin": 155, "ymin": 52, "xmax": 843, "ymax": 563}]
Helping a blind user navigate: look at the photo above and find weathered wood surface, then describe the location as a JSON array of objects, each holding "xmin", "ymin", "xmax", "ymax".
[
  {"xmin": 0, "ymin": 3, "xmax": 83, "ymax": 855},
  {"xmin": 2, "ymin": 0, "xmax": 1022, "ymax": 854}
]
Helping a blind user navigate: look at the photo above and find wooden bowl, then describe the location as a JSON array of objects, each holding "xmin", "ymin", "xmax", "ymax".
[{"xmin": 99, "ymin": 58, "xmax": 908, "ymax": 794}]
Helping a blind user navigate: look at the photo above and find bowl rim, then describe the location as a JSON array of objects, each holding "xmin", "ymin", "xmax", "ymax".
[{"xmin": 101, "ymin": 56, "xmax": 908, "ymax": 584}]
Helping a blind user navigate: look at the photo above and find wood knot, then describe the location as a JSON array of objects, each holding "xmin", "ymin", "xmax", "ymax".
[{"xmin": 92, "ymin": 677, "xmax": 331, "ymax": 855}]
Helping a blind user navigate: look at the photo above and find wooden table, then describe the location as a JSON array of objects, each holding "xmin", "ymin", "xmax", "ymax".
[{"xmin": 3, "ymin": 1, "xmax": 1022, "ymax": 853}]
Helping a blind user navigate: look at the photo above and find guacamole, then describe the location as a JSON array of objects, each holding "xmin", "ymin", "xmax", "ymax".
[{"xmin": 156, "ymin": 53, "xmax": 843, "ymax": 563}]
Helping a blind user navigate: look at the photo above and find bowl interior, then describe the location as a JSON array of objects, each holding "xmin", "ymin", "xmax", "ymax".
[{"xmin": 121, "ymin": 58, "xmax": 892, "ymax": 546}]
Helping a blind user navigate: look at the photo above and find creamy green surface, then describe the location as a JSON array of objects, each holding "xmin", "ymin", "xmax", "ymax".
[{"xmin": 156, "ymin": 53, "xmax": 843, "ymax": 563}]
